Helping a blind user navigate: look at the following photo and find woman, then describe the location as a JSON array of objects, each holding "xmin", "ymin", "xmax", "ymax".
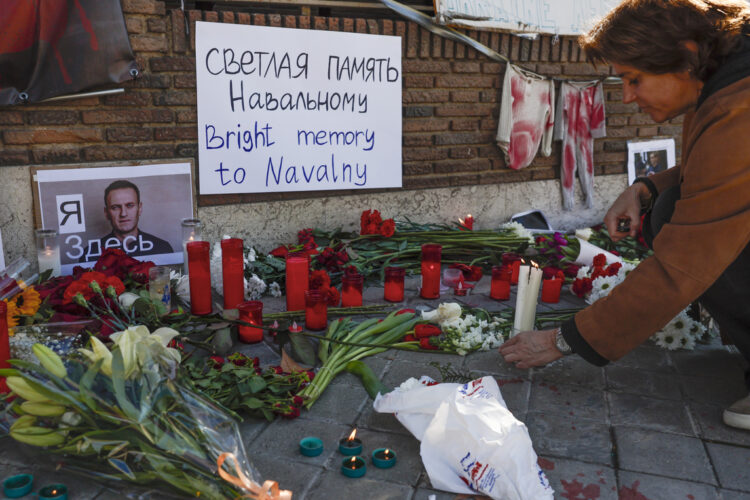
[{"xmin": 499, "ymin": 0, "xmax": 750, "ymax": 430}]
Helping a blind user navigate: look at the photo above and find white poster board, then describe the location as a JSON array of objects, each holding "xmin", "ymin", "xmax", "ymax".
[
  {"xmin": 627, "ymin": 138, "xmax": 676, "ymax": 186},
  {"xmin": 0, "ymin": 228, "xmax": 5, "ymax": 272},
  {"xmin": 435, "ymin": 0, "xmax": 618, "ymax": 36},
  {"xmin": 196, "ymin": 22, "xmax": 403, "ymax": 195}
]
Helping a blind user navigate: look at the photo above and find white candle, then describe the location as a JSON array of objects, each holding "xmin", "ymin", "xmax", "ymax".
[
  {"xmin": 37, "ymin": 247, "xmax": 61, "ymax": 277},
  {"xmin": 522, "ymin": 265, "xmax": 542, "ymax": 331},
  {"xmin": 183, "ymin": 234, "xmax": 196, "ymax": 275},
  {"xmin": 513, "ymin": 264, "xmax": 530, "ymax": 336}
]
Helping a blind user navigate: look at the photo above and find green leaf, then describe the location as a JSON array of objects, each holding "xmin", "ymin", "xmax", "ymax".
[
  {"xmin": 288, "ymin": 332, "xmax": 316, "ymax": 366},
  {"xmin": 110, "ymin": 350, "xmax": 140, "ymax": 421},
  {"xmin": 241, "ymin": 397, "xmax": 264, "ymax": 409},
  {"xmin": 248, "ymin": 376, "xmax": 267, "ymax": 393},
  {"xmin": 0, "ymin": 368, "xmax": 20, "ymax": 377}
]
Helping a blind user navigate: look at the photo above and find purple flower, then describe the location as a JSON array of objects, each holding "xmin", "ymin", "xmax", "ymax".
[{"xmin": 553, "ymin": 232, "xmax": 568, "ymax": 247}]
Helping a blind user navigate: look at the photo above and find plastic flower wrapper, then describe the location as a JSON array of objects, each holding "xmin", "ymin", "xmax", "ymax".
[{"xmin": 0, "ymin": 325, "xmax": 290, "ymax": 499}]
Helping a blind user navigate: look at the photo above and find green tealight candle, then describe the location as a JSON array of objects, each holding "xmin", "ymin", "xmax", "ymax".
[
  {"xmin": 38, "ymin": 484, "xmax": 68, "ymax": 500},
  {"xmin": 340, "ymin": 456, "xmax": 366, "ymax": 478}
]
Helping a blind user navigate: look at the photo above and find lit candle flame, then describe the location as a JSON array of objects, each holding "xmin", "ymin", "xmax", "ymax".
[
  {"xmin": 347, "ymin": 429, "xmax": 357, "ymax": 441},
  {"xmin": 51, "ymin": 490, "xmax": 58, "ymax": 496},
  {"xmin": 349, "ymin": 456, "xmax": 358, "ymax": 468},
  {"xmin": 531, "ymin": 261, "xmax": 539, "ymax": 269},
  {"xmin": 458, "ymin": 217, "xmax": 465, "ymax": 225},
  {"xmin": 457, "ymin": 281, "xmax": 463, "ymax": 290},
  {"xmin": 384, "ymin": 449, "xmax": 390, "ymax": 457},
  {"xmin": 521, "ymin": 258, "xmax": 526, "ymax": 264},
  {"xmin": 272, "ymin": 320, "xmax": 279, "ymax": 329}
]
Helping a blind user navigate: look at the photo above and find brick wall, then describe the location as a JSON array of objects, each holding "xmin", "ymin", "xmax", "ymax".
[{"xmin": 0, "ymin": 0, "xmax": 682, "ymax": 207}]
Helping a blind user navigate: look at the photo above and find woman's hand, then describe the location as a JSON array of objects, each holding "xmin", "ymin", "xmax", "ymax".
[
  {"xmin": 603, "ymin": 182, "xmax": 650, "ymax": 242},
  {"xmin": 498, "ymin": 329, "xmax": 562, "ymax": 369}
]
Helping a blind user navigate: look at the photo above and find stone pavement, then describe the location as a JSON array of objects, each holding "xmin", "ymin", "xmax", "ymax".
[{"xmin": 2, "ymin": 275, "xmax": 750, "ymax": 499}]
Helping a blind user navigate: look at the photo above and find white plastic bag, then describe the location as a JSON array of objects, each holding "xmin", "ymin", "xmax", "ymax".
[{"xmin": 374, "ymin": 376, "xmax": 553, "ymax": 500}]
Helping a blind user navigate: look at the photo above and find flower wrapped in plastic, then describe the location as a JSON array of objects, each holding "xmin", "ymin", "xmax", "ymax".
[{"xmin": 0, "ymin": 325, "xmax": 291, "ymax": 499}]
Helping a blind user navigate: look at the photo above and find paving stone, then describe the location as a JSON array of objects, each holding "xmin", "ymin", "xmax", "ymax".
[
  {"xmin": 605, "ymin": 364, "xmax": 682, "ymax": 400},
  {"xmin": 250, "ymin": 419, "xmax": 353, "ymax": 468},
  {"xmin": 617, "ymin": 470, "xmax": 719, "ymax": 499},
  {"xmin": 721, "ymin": 490, "xmax": 750, "ymax": 499},
  {"xmin": 349, "ymin": 428, "xmax": 423, "ymax": 486},
  {"xmin": 537, "ymin": 455, "xmax": 618, "ymax": 499},
  {"xmin": 411, "ymin": 487, "xmax": 457, "ymax": 499},
  {"xmin": 305, "ymin": 471, "xmax": 413, "ymax": 500},
  {"xmin": 706, "ymin": 442, "xmax": 750, "ymax": 492},
  {"xmin": 528, "ymin": 381, "xmax": 606, "ymax": 421},
  {"xmin": 610, "ymin": 343, "xmax": 675, "ymax": 373},
  {"xmin": 608, "ymin": 392, "xmax": 695, "ymax": 435},
  {"xmin": 381, "ymin": 359, "xmax": 444, "ymax": 387},
  {"xmin": 670, "ymin": 343, "xmax": 747, "ymax": 379},
  {"xmin": 392, "ymin": 347, "xmax": 467, "ymax": 366},
  {"xmin": 532, "ymin": 355, "xmax": 605, "ymax": 389},
  {"xmin": 357, "ymin": 399, "xmax": 413, "ymax": 436},
  {"xmin": 300, "ymin": 379, "xmax": 371, "ymax": 423},
  {"xmin": 238, "ymin": 417, "xmax": 272, "ymax": 451},
  {"xmin": 251, "ymin": 454, "xmax": 324, "ymax": 496},
  {"xmin": 681, "ymin": 374, "xmax": 748, "ymax": 406},
  {"xmin": 689, "ymin": 402, "xmax": 750, "ymax": 446},
  {"xmin": 463, "ymin": 349, "xmax": 532, "ymax": 380},
  {"xmin": 495, "ymin": 378, "xmax": 530, "ymax": 418},
  {"xmin": 614, "ymin": 427, "xmax": 716, "ymax": 484},
  {"xmin": 525, "ymin": 411, "xmax": 613, "ymax": 466}
]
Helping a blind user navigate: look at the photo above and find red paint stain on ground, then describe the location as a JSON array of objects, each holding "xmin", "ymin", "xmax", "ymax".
[
  {"xmin": 537, "ymin": 457, "xmax": 555, "ymax": 470},
  {"xmin": 496, "ymin": 377, "xmax": 523, "ymax": 387},
  {"xmin": 560, "ymin": 479, "xmax": 601, "ymax": 499},
  {"xmin": 687, "ymin": 495, "xmax": 695, "ymax": 499},
  {"xmin": 619, "ymin": 480, "xmax": 651, "ymax": 500}
]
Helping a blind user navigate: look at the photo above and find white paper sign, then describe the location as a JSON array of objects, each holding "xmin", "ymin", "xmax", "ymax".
[
  {"xmin": 0, "ymin": 228, "xmax": 5, "ymax": 272},
  {"xmin": 435, "ymin": 0, "xmax": 619, "ymax": 36},
  {"xmin": 196, "ymin": 22, "xmax": 403, "ymax": 195}
]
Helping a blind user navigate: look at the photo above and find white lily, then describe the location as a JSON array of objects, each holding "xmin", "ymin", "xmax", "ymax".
[
  {"xmin": 422, "ymin": 302, "xmax": 462, "ymax": 324},
  {"xmin": 78, "ymin": 336, "xmax": 113, "ymax": 377},
  {"xmin": 118, "ymin": 292, "xmax": 140, "ymax": 310},
  {"xmin": 575, "ymin": 227, "xmax": 593, "ymax": 241}
]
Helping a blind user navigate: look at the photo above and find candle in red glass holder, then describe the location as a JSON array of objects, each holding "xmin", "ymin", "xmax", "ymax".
[
  {"xmin": 187, "ymin": 241, "xmax": 212, "ymax": 315},
  {"xmin": 221, "ymin": 238, "xmax": 245, "ymax": 310},
  {"xmin": 237, "ymin": 300, "xmax": 264, "ymax": 343},
  {"xmin": 384, "ymin": 267, "xmax": 405, "ymax": 302},
  {"xmin": 420, "ymin": 244, "xmax": 442, "ymax": 299},
  {"xmin": 305, "ymin": 290, "xmax": 328, "ymax": 331},
  {"xmin": 511, "ymin": 260, "xmax": 522, "ymax": 285},
  {"xmin": 490, "ymin": 266, "xmax": 511, "ymax": 300},
  {"xmin": 286, "ymin": 252, "xmax": 309, "ymax": 311},
  {"xmin": 0, "ymin": 302, "xmax": 9, "ymax": 393},
  {"xmin": 541, "ymin": 277, "xmax": 564, "ymax": 303},
  {"xmin": 341, "ymin": 272, "xmax": 364, "ymax": 307}
]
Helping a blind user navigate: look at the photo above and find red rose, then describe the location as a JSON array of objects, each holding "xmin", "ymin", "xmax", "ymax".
[
  {"xmin": 309, "ymin": 270, "xmax": 331, "ymax": 290},
  {"xmin": 36, "ymin": 275, "xmax": 74, "ymax": 304},
  {"xmin": 419, "ymin": 337, "xmax": 439, "ymax": 350},
  {"xmin": 210, "ymin": 356, "xmax": 225, "ymax": 369},
  {"xmin": 292, "ymin": 395, "xmax": 304, "ymax": 406},
  {"xmin": 562, "ymin": 263, "xmax": 580, "ymax": 278},
  {"xmin": 379, "ymin": 219, "xmax": 395, "ymax": 238},
  {"xmin": 415, "ymin": 324, "xmax": 441, "ymax": 338},
  {"xmin": 572, "ymin": 277, "xmax": 593, "ymax": 298},
  {"xmin": 592, "ymin": 254, "xmax": 607, "ymax": 268},
  {"xmin": 94, "ymin": 249, "xmax": 127, "ymax": 276},
  {"xmin": 404, "ymin": 334, "xmax": 417, "ymax": 342},
  {"xmin": 270, "ymin": 246, "xmax": 290, "ymax": 258},
  {"xmin": 542, "ymin": 266, "xmax": 563, "ymax": 280},
  {"xmin": 324, "ymin": 286, "xmax": 340, "ymax": 306},
  {"xmin": 365, "ymin": 222, "xmax": 379, "ymax": 235},
  {"xmin": 396, "ymin": 308, "xmax": 415, "ymax": 315}
]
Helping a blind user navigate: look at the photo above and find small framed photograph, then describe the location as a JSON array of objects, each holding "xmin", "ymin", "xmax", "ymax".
[
  {"xmin": 32, "ymin": 160, "xmax": 195, "ymax": 275},
  {"xmin": 627, "ymin": 138, "xmax": 677, "ymax": 185}
]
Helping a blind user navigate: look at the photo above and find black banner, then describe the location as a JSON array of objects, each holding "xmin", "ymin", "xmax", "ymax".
[{"xmin": 0, "ymin": 0, "xmax": 138, "ymax": 105}]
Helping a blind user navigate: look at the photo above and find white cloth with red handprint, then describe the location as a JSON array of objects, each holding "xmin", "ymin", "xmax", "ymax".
[
  {"xmin": 496, "ymin": 64, "xmax": 556, "ymax": 170},
  {"xmin": 554, "ymin": 80, "xmax": 607, "ymax": 210}
]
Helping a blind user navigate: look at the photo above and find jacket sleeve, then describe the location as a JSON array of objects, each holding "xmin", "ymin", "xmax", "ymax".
[
  {"xmin": 648, "ymin": 163, "xmax": 681, "ymax": 194},
  {"xmin": 566, "ymin": 95, "xmax": 750, "ymax": 362}
]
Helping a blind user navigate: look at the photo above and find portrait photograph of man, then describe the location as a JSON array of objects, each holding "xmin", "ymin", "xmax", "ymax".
[
  {"xmin": 627, "ymin": 139, "xmax": 676, "ymax": 186},
  {"xmin": 34, "ymin": 162, "xmax": 193, "ymax": 275}
]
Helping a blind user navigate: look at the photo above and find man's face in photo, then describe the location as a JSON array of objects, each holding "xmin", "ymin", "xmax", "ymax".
[
  {"xmin": 648, "ymin": 153, "xmax": 660, "ymax": 167},
  {"xmin": 105, "ymin": 187, "xmax": 142, "ymax": 235}
]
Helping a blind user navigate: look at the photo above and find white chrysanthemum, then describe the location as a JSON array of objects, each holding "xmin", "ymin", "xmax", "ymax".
[
  {"xmin": 670, "ymin": 311, "xmax": 691, "ymax": 334},
  {"xmin": 245, "ymin": 274, "xmax": 267, "ymax": 300},
  {"xmin": 620, "ymin": 261, "xmax": 637, "ymax": 277},
  {"xmin": 680, "ymin": 333, "xmax": 696, "ymax": 350},
  {"xmin": 575, "ymin": 228, "xmax": 593, "ymax": 241},
  {"xmin": 268, "ymin": 282, "xmax": 282, "ymax": 297},
  {"xmin": 653, "ymin": 329, "xmax": 681, "ymax": 350},
  {"xmin": 245, "ymin": 246, "xmax": 257, "ymax": 263},
  {"xmin": 500, "ymin": 221, "xmax": 535, "ymax": 244},
  {"xmin": 576, "ymin": 266, "xmax": 591, "ymax": 279},
  {"xmin": 586, "ymin": 275, "xmax": 619, "ymax": 304}
]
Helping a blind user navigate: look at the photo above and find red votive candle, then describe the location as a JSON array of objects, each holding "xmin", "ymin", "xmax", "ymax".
[
  {"xmin": 541, "ymin": 277, "xmax": 563, "ymax": 303},
  {"xmin": 221, "ymin": 238, "xmax": 245, "ymax": 310},
  {"xmin": 420, "ymin": 244, "xmax": 442, "ymax": 299},
  {"xmin": 237, "ymin": 300, "xmax": 263, "ymax": 343},
  {"xmin": 286, "ymin": 252, "xmax": 309, "ymax": 311},
  {"xmin": 490, "ymin": 266, "xmax": 510, "ymax": 301},
  {"xmin": 341, "ymin": 272, "xmax": 364, "ymax": 307},
  {"xmin": 384, "ymin": 267, "xmax": 405, "ymax": 302},
  {"xmin": 0, "ymin": 301, "xmax": 10, "ymax": 393},
  {"xmin": 511, "ymin": 260, "xmax": 521, "ymax": 285},
  {"xmin": 187, "ymin": 241, "xmax": 212, "ymax": 315},
  {"xmin": 305, "ymin": 290, "xmax": 328, "ymax": 331}
]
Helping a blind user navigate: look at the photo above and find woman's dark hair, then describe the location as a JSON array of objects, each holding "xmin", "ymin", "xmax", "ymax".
[{"xmin": 579, "ymin": 0, "xmax": 750, "ymax": 80}]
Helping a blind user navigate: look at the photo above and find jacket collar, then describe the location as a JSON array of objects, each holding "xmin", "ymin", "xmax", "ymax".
[{"xmin": 697, "ymin": 27, "xmax": 750, "ymax": 109}]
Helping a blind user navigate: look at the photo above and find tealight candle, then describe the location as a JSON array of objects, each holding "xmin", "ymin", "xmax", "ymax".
[
  {"xmin": 2, "ymin": 473, "xmax": 33, "ymax": 498},
  {"xmin": 371, "ymin": 448, "xmax": 397, "ymax": 468},
  {"xmin": 289, "ymin": 321, "xmax": 303, "ymax": 333},
  {"xmin": 339, "ymin": 429, "xmax": 363, "ymax": 456},
  {"xmin": 299, "ymin": 437, "xmax": 324, "ymax": 457},
  {"xmin": 383, "ymin": 267, "xmax": 405, "ymax": 302},
  {"xmin": 341, "ymin": 456, "xmax": 366, "ymax": 478},
  {"xmin": 420, "ymin": 244, "xmax": 442, "ymax": 299},
  {"xmin": 454, "ymin": 281, "xmax": 468, "ymax": 296},
  {"xmin": 237, "ymin": 300, "xmax": 263, "ymax": 343},
  {"xmin": 221, "ymin": 238, "xmax": 245, "ymax": 310},
  {"xmin": 38, "ymin": 484, "xmax": 68, "ymax": 500}
]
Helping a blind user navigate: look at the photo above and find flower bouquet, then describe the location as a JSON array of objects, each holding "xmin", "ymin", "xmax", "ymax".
[{"xmin": 1, "ymin": 326, "xmax": 290, "ymax": 499}]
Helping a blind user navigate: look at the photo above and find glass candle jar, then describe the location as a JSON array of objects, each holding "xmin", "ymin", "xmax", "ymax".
[
  {"xmin": 541, "ymin": 277, "xmax": 563, "ymax": 303},
  {"xmin": 384, "ymin": 267, "xmax": 405, "ymax": 302},
  {"xmin": 187, "ymin": 241, "xmax": 212, "ymax": 315},
  {"xmin": 420, "ymin": 244, "xmax": 442, "ymax": 299},
  {"xmin": 341, "ymin": 272, "xmax": 363, "ymax": 307},
  {"xmin": 221, "ymin": 238, "xmax": 245, "ymax": 309},
  {"xmin": 237, "ymin": 300, "xmax": 263, "ymax": 343},
  {"xmin": 35, "ymin": 228, "xmax": 61, "ymax": 277},
  {"xmin": 305, "ymin": 290, "xmax": 328, "ymax": 331},
  {"xmin": 286, "ymin": 252, "xmax": 309, "ymax": 311},
  {"xmin": 490, "ymin": 265, "xmax": 511, "ymax": 301},
  {"xmin": 148, "ymin": 265, "xmax": 172, "ymax": 313},
  {"xmin": 181, "ymin": 218, "xmax": 202, "ymax": 275}
]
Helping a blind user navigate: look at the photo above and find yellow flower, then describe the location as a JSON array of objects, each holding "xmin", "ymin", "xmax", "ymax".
[
  {"xmin": 78, "ymin": 336, "xmax": 113, "ymax": 377},
  {"xmin": 14, "ymin": 287, "xmax": 41, "ymax": 316},
  {"xmin": 3, "ymin": 299, "xmax": 19, "ymax": 329}
]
